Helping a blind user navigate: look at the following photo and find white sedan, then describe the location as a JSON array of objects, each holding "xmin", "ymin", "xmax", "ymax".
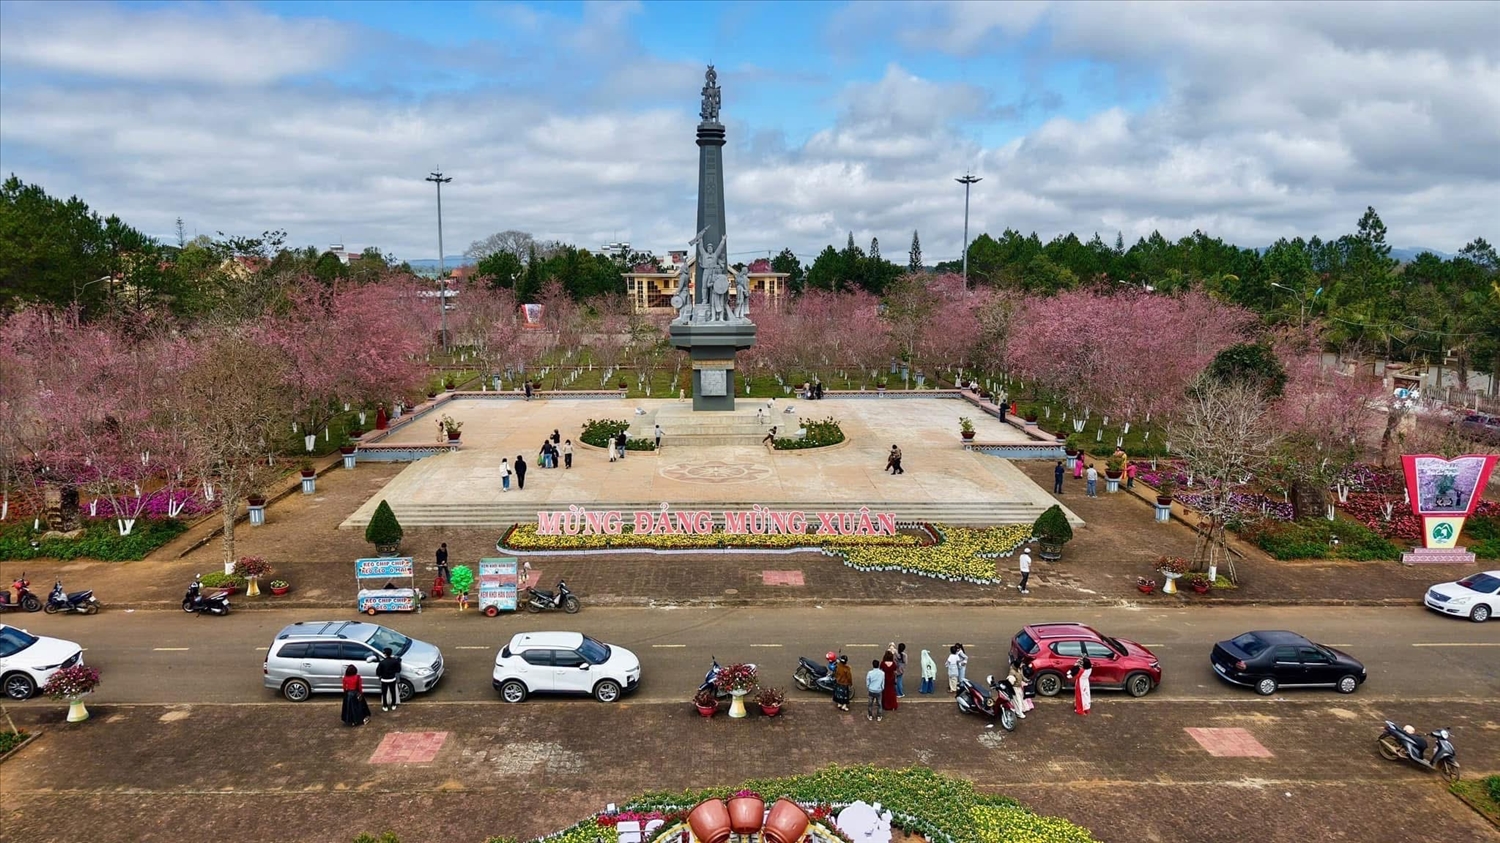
[
  {"xmin": 1424, "ymin": 570, "xmax": 1500, "ymax": 623},
  {"xmin": 1, "ymin": 623, "xmax": 85, "ymax": 699}
]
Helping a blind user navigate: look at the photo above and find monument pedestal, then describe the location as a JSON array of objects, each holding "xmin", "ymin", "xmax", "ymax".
[{"xmin": 670, "ymin": 322, "xmax": 756, "ymax": 412}]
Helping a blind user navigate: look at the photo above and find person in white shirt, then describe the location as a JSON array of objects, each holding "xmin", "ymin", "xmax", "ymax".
[
  {"xmin": 500, "ymin": 458, "xmax": 511, "ymax": 491},
  {"xmin": 865, "ymin": 660, "xmax": 885, "ymax": 721},
  {"xmin": 1018, "ymin": 547, "xmax": 1032, "ymax": 594}
]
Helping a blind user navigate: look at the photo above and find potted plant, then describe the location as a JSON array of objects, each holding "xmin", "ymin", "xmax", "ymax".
[
  {"xmin": 693, "ymin": 687, "xmax": 719, "ymax": 717},
  {"xmin": 298, "ymin": 461, "xmax": 315, "ymax": 479},
  {"xmin": 339, "ymin": 443, "xmax": 357, "ymax": 455},
  {"xmin": 1064, "ymin": 434, "xmax": 1082, "ymax": 457},
  {"xmin": 876, "ymin": 381, "xmax": 887, "ymax": 393},
  {"xmin": 763, "ymin": 799, "xmax": 810, "ymax": 843},
  {"xmin": 364, "ymin": 499, "xmax": 404, "ymax": 556},
  {"xmin": 756, "ymin": 687, "xmax": 785, "ymax": 717},
  {"xmin": 713, "ymin": 663, "xmax": 759, "ymax": 718},
  {"xmin": 1023, "ymin": 406, "xmax": 1040, "ymax": 425},
  {"xmin": 688, "ymin": 799, "xmax": 732, "ymax": 843},
  {"xmin": 959, "ymin": 417, "xmax": 976, "ymax": 440},
  {"xmin": 444, "ymin": 378, "xmax": 456, "ymax": 392},
  {"xmin": 41, "ymin": 664, "xmax": 101, "ymax": 723},
  {"xmin": 728, "ymin": 790, "xmax": 766, "ymax": 834},
  {"xmin": 1156, "ymin": 555, "xmax": 1188, "ymax": 594},
  {"xmin": 440, "ymin": 414, "xmax": 463, "ymax": 442},
  {"xmin": 268, "ymin": 579, "xmax": 291, "ymax": 596},
  {"xmin": 1156, "ymin": 476, "xmax": 1177, "ymax": 505},
  {"xmin": 427, "ymin": 389, "xmax": 437, "ymax": 399},
  {"xmin": 1032, "ymin": 504, "xmax": 1073, "ymax": 561},
  {"xmin": 1105, "ymin": 454, "xmax": 1125, "ymax": 479},
  {"xmin": 618, "ymin": 380, "xmax": 628, "ymax": 389},
  {"xmin": 1186, "ymin": 572, "xmax": 1212, "ymax": 594},
  {"xmin": 347, "ymin": 425, "xmax": 365, "ymax": 440},
  {"xmin": 234, "ymin": 555, "xmax": 273, "ymax": 597},
  {"xmin": 1135, "ymin": 576, "xmax": 1156, "ymax": 594}
]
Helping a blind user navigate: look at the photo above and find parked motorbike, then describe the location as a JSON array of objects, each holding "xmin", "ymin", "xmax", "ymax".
[
  {"xmin": 0, "ymin": 575, "xmax": 42, "ymax": 614},
  {"xmin": 793, "ymin": 654, "xmax": 839, "ymax": 694},
  {"xmin": 956, "ymin": 674, "xmax": 1018, "ymax": 731},
  {"xmin": 182, "ymin": 577, "xmax": 231, "ymax": 616},
  {"xmin": 699, "ymin": 656, "xmax": 757, "ymax": 701},
  {"xmin": 1378, "ymin": 720, "xmax": 1459, "ymax": 781},
  {"xmin": 525, "ymin": 579, "xmax": 580, "ymax": 614},
  {"xmin": 45, "ymin": 581, "xmax": 101, "ymax": 615}
]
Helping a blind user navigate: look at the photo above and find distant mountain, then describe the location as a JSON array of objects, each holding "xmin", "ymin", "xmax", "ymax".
[
  {"xmin": 401, "ymin": 256, "xmax": 470, "ymax": 270},
  {"xmin": 1390, "ymin": 246, "xmax": 1452, "ymax": 262}
]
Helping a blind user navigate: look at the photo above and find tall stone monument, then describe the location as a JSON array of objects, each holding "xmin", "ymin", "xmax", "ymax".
[{"xmin": 669, "ymin": 65, "xmax": 756, "ymax": 411}]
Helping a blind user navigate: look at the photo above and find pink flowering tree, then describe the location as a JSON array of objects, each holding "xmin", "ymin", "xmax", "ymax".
[
  {"xmin": 453, "ymin": 284, "xmax": 520, "ymax": 389},
  {"xmin": 1277, "ymin": 347, "xmax": 1384, "ymax": 509}
]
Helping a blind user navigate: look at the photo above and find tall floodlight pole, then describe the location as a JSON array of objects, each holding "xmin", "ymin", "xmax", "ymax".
[
  {"xmin": 426, "ymin": 170, "xmax": 453, "ymax": 350},
  {"xmin": 955, "ymin": 172, "xmax": 982, "ymax": 291}
]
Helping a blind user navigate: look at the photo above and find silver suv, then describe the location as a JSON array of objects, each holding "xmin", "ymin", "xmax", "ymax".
[{"xmin": 263, "ymin": 620, "xmax": 444, "ymax": 702}]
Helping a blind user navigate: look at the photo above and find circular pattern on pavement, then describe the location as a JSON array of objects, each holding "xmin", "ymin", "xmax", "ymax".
[{"xmin": 659, "ymin": 461, "xmax": 775, "ymax": 484}]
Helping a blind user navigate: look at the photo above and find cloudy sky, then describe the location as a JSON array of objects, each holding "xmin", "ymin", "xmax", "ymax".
[{"xmin": 1, "ymin": 0, "xmax": 1496, "ymax": 264}]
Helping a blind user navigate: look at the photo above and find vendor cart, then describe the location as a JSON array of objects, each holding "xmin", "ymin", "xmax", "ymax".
[
  {"xmin": 355, "ymin": 556, "xmax": 422, "ymax": 614},
  {"xmin": 477, "ymin": 557, "xmax": 519, "ymax": 617}
]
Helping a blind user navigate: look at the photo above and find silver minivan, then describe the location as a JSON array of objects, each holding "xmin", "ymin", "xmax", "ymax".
[{"xmin": 263, "ymin": 620, "xmax": 444, "ymax": 702}]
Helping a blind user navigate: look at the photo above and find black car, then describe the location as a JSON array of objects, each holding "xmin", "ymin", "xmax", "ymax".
[{"xmin": 1210, "ymin": 630, "xmax": 1366, "ymax": 696}]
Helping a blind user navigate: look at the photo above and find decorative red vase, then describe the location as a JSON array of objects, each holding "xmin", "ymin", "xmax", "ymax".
[
  {"xmin": 269, "ymin": 585, "xmax": 291, "ymax": 596},
  {"xmin": 762, "ymin": 799, "xmax": 810, "ymax": 843},
  {"xmin": 1191, "ymin": 582, "xmax": 1211, "ymax": 594},
  {"xmin": 687, "ymin": 799, "xmax": 732, "ymax": 843},
  {"xmin": 447, "ymin": 431, "xmax": 461, "ymax": 442},
  {"xmin": 760, "ymin": 704, "xmax": 781, "ymax": 717},
  {"xmin": 728, "ymin": 795, "xmax": 765, "ymax": 834}
]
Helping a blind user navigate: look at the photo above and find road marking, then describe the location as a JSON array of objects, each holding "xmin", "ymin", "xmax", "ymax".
[
  {"xmin": 254, "ymin": 647, "xmax": 269, "ymax": 651},
  {"xmin": 845, "ymin": 643, "xmax": 880, "ymax": 648},
  {"xmin": 651, "ymin": 644, "xmax": 686, "ymax": 648},
  {"xmin": 749, "ymin": 643, "xmax": 782, "ymax": 648},
  {"xmin": 454, "ymin": 646, "xmax": 489, "ymax": 650},
  {"xmin": 1411, "ymin": 642, "xmax": 1500, "ymax": 648},
  {"xmin": 152, "ymin": 647, "xmax": 190, "ymax": 651}
]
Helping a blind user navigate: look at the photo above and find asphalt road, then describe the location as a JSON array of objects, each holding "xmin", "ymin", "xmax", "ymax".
[{"xmin": 7, "ymin": 604, "xmax": 1497, "ymax": 706}]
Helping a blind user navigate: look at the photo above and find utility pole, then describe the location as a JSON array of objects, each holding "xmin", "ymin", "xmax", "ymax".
[
  {"xmin": 426, "ymin": 169, "xmax": 453, "ymax": 351},
  {"xmin": 955, "ymin": 172, "xmax": 982, "ymax": 291}
]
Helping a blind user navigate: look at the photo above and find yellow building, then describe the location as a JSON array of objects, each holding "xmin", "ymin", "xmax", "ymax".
[{"xmin": 622, "ymin": 265, "xmax": 789, "ymax": 315}]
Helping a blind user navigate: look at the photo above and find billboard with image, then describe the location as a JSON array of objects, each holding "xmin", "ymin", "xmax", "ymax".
[{"xmin": 1401, "ymin": 454, "xmax": 1499, "ymax": 549}]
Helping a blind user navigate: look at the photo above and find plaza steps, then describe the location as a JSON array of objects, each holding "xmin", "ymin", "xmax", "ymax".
[
  {"xmin": 637, "ymin": 404, "xmax": 799, "ymax": 448},
  {"xmin": 340, "ymin": 499, "xmax": 1053, "ymax": 529}
]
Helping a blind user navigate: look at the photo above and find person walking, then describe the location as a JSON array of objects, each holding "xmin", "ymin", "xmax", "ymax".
[
  {"xmin": 1017, "ymin": 546, "xmax": 1032, "ymax": 594},
  {"xmin": 1069, "ymin": 656, "xmax": 1093, "ymax": 716},
  {"xmin": 945, "ymin": 645, "xmax": 962, "ymax": 694},
  {"xmin": 340, "ymin": 665, "xmax": 370, "ymax": 726},
  {"xmin": 1053, "ymin": 460, "xmax": 1065, "ymax": 494},
  {"xmin": 608, "ymin": 435, "xmax": 617, "ymax": 462},
  {"xmin": 763, "ymin": 426, "xmax": 777, "ymax": 449},
  {"xmin": 551, "ymin": 429, "xmax": 561, "ymax": 445},
  {"xmin": 756, "ymin": 407, "xmax": 765, "ymax": 425},
  {"xmin": 377, "ymin": 647, "xmax": 402, "ymax": 712},
  {"xmin": 1126, "ymin": 461, "xmax": 1138, "ymax": 490},
  {"xmin": 654, "ymin": 424, "xmax": 663, "ymax": 450},
  {"xmin": 1074, "ymin": 454, "xmax": 1085, "ymax": 479},
  {"xmin": 894, "ymin": 643, "xmax": 908, "ymax": 697},
  {"xmin": 616, "ymin": 431, "xmax": 628, "ymax": 460},
  {"xmin": 500, "ymin": 458, "xmax": 511, "ymax": 491},
  {"xmin": 865, "ymin": 659, "xmax": 885, "ymax": 721},
  {"xmin": 1085, "ymin": 465, "xmax": 1098, "ymax": 497},
  {"xmin": 885, "ymin": 446, "xmax": 898, "ymax": 474},
  {"xmin": 892, "ymin": 445, "xmax": 904, "ymax": 475},
  {"xmin": 833, "ymin": 654, "xmax": 853, "ymax": 712},
  {"xmin": 524, "ymin": 381, "xmax": 533, "ymax": 401},
  {"xmin": 880, "ymin": 646, "xmax": 899, "ymax": 712},
  {"xmin": 436, "ymin": 543, "xmax": 450, "ymax": 584},
  {"xmin": 562, "ymin": 439, "xmax": 573, "ymax": 469},
  {"xmin": 515, "ymin": 455, "xmax": 528, "ymax": 490},
  {"xmin": 919, "ymin": 649, "xmax": 937, "ymax": 694}
]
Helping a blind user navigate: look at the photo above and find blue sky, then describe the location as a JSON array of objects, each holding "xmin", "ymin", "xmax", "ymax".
[{"xmin": 1, "ymin": 1, "xmax": 1494, "ymax": 262}]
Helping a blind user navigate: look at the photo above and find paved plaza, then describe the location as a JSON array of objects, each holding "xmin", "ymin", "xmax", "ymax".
[{"xmin": 342, "ymin": 397, "xmax": 1071, "ymax": 528}]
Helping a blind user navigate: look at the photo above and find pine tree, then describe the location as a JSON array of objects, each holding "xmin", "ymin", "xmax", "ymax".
[
  {"xmin": 364, "ymin": 499, "xmax": 405, "ymax": 550},
  {"xmin": 870, "ymin": 237, "xmax": 881, "ymax": 263},
  {"xmin": 909, "ymin": 230, "xmax": 923, "ymax": 272}
]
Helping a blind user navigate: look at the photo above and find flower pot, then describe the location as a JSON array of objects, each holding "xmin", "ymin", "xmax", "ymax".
[
  {"xmin": 1161, "ymin": 571, "xmax": 1182, "ymax": 594},
  {"xmin": 759, "ymin": 703, "xmax": 781, "ymax": 717},
  {"xmin": 339, "ymin": 446, "xmax": 356, "ymax": 455},
  {"xmin": 1038, "ymin": 540, "xmax": 1064, "ymax": 561},
  {"xmin": 961, "ymin": 431, "xmax": 976, "ymax": 440},
  {"xmin": 447, "ymin": 431, "xmax": 461, "ymax": 442},
  {"xmin": 695, "ymin": 703, "xmax": 717, "ymax": 718},
  {"xmin": 1136, "ymin": 581, "xmax": 1156, "ymax": 594},
  {"xmin": 728, "ymin": 794, "xmax": 766, "ymax": 834},
  {"xmin": 1156, "ymin": 496, "xmax": 1173, "ymax": 506},
  {"xmin": 1105, "ymin": 469, "xmax": 1123, "ymax": 479},
  {"xmin": 688, "ymin": 799, "xmax": 732, "ymax": 843},
  {"xmin": 67, "ymin": 697, "xmax": 90, "ymax": 723},
  {"xmin": 1191, "ymin": 582, "xmax": 1211, "ymax": 594},
  {"xmin": 762, "ymin": 798, "xmax": 810, "ymax": 843},
  {"xmin": 375, "ymin": 542, "xmax": 401, "ymax": 557},
  {"xmin": 269, "ymin": 584, "xmax": 291, "ymax": 596},
  {"xmin": 246, "ymin": 577, "xmax": 261, "ymax": 597}
]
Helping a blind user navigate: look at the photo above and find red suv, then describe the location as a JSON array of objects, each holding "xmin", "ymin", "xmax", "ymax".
[{"xmin": 1010, "ymin": 622, "xmax": 1162, "ymax": 698}]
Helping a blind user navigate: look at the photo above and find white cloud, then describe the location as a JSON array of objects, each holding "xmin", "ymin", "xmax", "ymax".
[{"xmin": 0, "ymin": 2, "xmax": 352, "ymax": 85}]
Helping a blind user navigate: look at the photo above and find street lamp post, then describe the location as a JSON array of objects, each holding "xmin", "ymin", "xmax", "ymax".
[
  {"xmin": 1270, "ymin": 282, "xmax": 1322, "ymax": 329},
  {"xmin": 426, "ymin": 170, "xmax": 453, "ymax": 351},
  {"xmin": 955, "ymin": 172, "xmax": 981, "ymax": 291}
]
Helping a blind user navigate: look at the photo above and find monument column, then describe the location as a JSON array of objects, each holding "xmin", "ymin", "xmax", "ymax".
[{"xmin": 669, "ymin": 65, "xmax": 756, "ymax": 411}]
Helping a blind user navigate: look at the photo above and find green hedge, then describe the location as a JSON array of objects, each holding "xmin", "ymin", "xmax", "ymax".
[
  {"xmin": 1250, "ymin": 518, "xmax": 1401, "ymax": 561},
  {"xmin": 0, "ymin": 730, "xmax": 29, "ymax": 756},
  {"xmin": 199, "ymin": 572, "xmax": 247, "ymax": 589},
  {"xmin": 0, "ymin": 519, "xmax": 187, "ymax": 561},
  {"xmin": 775, "ymin": 417, "xmax": 844, "ymax": 450},
  {"xmin": 580, "ymin": 418, "xmax": 655, "ymax": 450}
]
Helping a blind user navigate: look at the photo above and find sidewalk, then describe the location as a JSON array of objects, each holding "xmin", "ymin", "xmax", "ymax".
[
  {"xmin": 4, "ymin": 454, "xmax": 1476, "ymax": 609},
  {"xmin": 4, "ymin": 698, "xmax": 1495, "ymax": 843}
]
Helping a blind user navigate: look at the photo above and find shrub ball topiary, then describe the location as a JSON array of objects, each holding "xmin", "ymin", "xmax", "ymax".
[
  {"xmin": 1033, "ymin": 504, "xmax": 1074, "ymax": 545},
  {"xmin": 364, "ymin": 500, "xmax": 404, "ymax": 549}
]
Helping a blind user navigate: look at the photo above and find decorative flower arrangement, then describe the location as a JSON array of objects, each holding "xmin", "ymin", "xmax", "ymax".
[
  {"xmin": 733, "ymin": 788, "xmax": 763, "ymax": 799},
  {"xmin": 692, "ymin": 688, "xmax": 719, "ymax": 710},
  {"xmin": 1155, "ymin": 555, "xmax": 1189, "ymax": 576},
  {"xmin": 41, "ymin": 665, "xmax": 101, "ymax": 700},
  {"xmin": 234, "ymin": 556, "xmax": 273, "ymax": 579},
  {"xmin": 501, "ymin": 523, "xmax": 917, "ymax": 552},
  {"xmin": 713, "ymin": 663, "xmax": 758, "ymax": 694},
  {"xmin": 440, "ymin": 415, "xmax": 463, "ymax": 434},
  {"xmin": 268, "ymin": 579, "xmax": 290, "ymax": 590},
  {"xmin": 755, "ymin": 687, "xmax": 785, "ymax": 708}
]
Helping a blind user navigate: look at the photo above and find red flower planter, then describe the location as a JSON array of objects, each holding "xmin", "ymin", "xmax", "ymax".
[
  {"xmin": 269, "ymin": 585, "xmax": 291, "ymax": 596},
  {"xmin": 1191, "ymin": 582, "xmax": 1211, "ymax": 594},
  {"xmin": 696, "ymin": 703, "xmax": 717, "ymax": 718},
  {"xmin": 762, "ymin": 799, "xmax": 810, "ymax": 843},
  {"xmin": 760, "ymin": 704, "xmax": 781, "ymax": 717},
  {"xmin": 1135, "ymin": 580, "xmax": 1155, "ymax": 595},
  {"xmin": 447, "ymin": 432, "xmax": 461, "ymax": 442},
  {"xmin": 728, "ymin": 795, "xmax": 765, "ymax": 834},
  {"xmin": 687, "ymin": 800, "xmax": 732, "ymax": 843}
]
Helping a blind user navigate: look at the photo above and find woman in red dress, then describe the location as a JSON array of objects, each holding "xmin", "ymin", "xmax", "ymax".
[
  {"xmin": 340, "ymin": 665, "xmax": 371, "ymax": 726},
  {"xmin": 374, "ymin": 403, "xmax": 389, "ymax": 430},
  {"xmin": 880, "ymin": 645, "xmax": 899, "ymax": 711}
]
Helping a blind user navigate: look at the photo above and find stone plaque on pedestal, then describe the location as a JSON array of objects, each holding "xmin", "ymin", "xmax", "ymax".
[{"xmin": 700, "ymin": 369, "xmax": 727, "ymax": 396}]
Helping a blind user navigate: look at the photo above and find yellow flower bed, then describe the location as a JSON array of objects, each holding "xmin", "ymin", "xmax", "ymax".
[
  {"xmin": 973, "ymin": 805, "xmax": 1098, "ymax": 843},
  {"xmin": 501, "ymin": 523, "xmax": 1033, "ymax": 585}
]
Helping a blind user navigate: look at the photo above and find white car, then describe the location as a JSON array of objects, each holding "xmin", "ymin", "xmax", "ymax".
[
  {"xmin": 1, "ymin": 623, "xmax": 85, "ymax": 699},
  {"xmin": 1424, "ymin": 570, "xmax": 1500, "ymax": 623},
  {"xmin": 492, "ymin": 631, "xmax": 640, "ymax": 703}
]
